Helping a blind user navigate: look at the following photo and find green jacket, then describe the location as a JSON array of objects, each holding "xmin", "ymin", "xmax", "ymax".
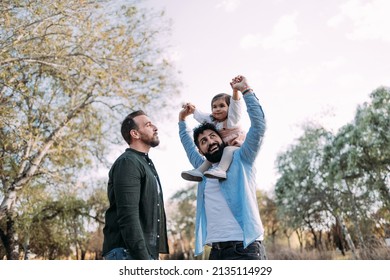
[{"xmin": 102, "ymin": 148, "xmax": 169, "ymax": 259}]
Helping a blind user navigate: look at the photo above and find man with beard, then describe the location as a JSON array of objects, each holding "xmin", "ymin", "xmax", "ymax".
[
  {"xmin": 179, "ymin": 75, "xmax": 267, "ymax": 260},
  {"xmin": 102, "ymin": 110, "xmax": 169, "ymax": 260}
]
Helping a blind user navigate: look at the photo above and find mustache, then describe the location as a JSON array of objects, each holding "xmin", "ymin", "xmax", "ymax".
[
  {"xmin": 208, "ymin": 143, "xmax": 219, "ymax": 153},
  {"xmin": 204, "ymin": 142, "xmax": 225, "ymax": 163}
]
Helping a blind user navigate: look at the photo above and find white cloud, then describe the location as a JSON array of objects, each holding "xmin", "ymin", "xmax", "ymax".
[
  {"xmin": 240, "ymin": 34, "xmax": 262, "ymax": 49},
  {"xmin": 274, "ymin": 66, "xmax": 319, "ymax": 88},
  {"xmin": 272, "ymin": 56, "xmax": 346, "ymax": 88},
  {"xmin": 336, "ymin": 72, "xmax": 365, "ymax": 88},
  {"xmin": 328, "ymin": 0, "xmax": 390, "ymax": 42},
  {"xmin": 321, "ymin": 57, "xmax": 346, "ymax": 70},
  {"xmin": 215, "ymin": 0, "xmax": 241, "ymax": 13},
  {"xmin": 240, "ymin": 12, "xmax": 305, "ymax": 52},
  {"xmin": 327, "ymin": 14, "xmax": 344, "ymax": 27}
]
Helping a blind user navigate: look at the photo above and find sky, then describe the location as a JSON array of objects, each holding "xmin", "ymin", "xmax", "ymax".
[{"xmin": 109, "ymin": 0, "xmax": 390, "ymax": 199}]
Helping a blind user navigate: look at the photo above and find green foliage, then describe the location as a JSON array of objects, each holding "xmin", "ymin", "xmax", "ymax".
[
  {"xmin": 275, "ymin": 125, "xmax": 333, "ymax": 232},
  {"xmin": 257, "ymin": 190, "xmax": 280, "ymax": 245},
  {"xmin": 168, "ymin": 185, "xmax": 196, "ymax": 240},
  {"xmin": 167, "ymin": 185, "xmax": 197, "ymax": 259},
  {"xmin": 0, "ymin": 0, "xmax": 180, "ymax": 259},
  {"xmin": 13, "ymin": 182, "xmax": 108, "ymax": 259},
  {"xmin": 275, "ymin": 87, "xmax": 390, "ymax": 254}
]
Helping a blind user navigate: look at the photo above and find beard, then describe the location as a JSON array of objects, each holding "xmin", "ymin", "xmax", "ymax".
[
  {"xmin": 149, "ymin": 138, "xmax": 160, "ymax": 147},
  {"xmin": 204, "ymin": 142, "xmax": 225, "ymax": 163},
  {"xmin": 141, "ymin": 134, "xmax": 160, "ymax": 147}
]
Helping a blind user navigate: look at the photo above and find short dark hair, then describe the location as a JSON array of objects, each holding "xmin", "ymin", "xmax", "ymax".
[
  {"xmin": 121, "ymin": 110, "xmax": 146, "ymax": 145},
  {"xmin": 193, "ymin": 122, "xmax": 222, "ymax": 148}
]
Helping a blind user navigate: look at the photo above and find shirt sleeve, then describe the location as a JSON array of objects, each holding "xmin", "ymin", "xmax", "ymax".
[
  {"xmin": 239, "ymin": 93, "xmax": 266, "ymax": 164},
  {"xmin": 226, "ymin": 97, "xmax": 242, "ymax": 128},
  {"xmin": 194, "ymin": 108, "xmax": 213, "ymax": 124},
  {"xmin": 178, "ymin": 121, "xmax": 205, "ymax": 169},
  {"xmin": 112, "ymin": 157, "xmax": 150, "ymax": 259}
]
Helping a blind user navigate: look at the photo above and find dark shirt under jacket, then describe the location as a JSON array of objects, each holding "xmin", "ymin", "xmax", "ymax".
[{"xmin": 102, "ymin": 148, "xmax": 169, "ymax": 260}]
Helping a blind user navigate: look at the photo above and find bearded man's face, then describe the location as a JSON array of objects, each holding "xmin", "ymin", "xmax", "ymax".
[{"xmin": 197, "ymin": 129, "xmax": 225, "ymax": 163}]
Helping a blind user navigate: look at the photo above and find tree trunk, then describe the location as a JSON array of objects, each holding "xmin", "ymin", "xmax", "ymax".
[
  {"xmin": 295, "ymin": 229, "xmax": 304, "ymax": 252},
  {"xmin": 0, "ymin": 190, "xmax": 17, "ymax": 220},
  {"xmin": 3, "ymin": 213, "xmax": 19, "ymax": 260},
  {"xmin": 333, "ymin": 222, "xmax": 346, "ymax": 255},
  {"xmin": 307, "ymin": 222, "xmax": 318, "ymax": 249},
  {"xmin": 337, "ymin": 215, "xmax": 358, "ymax": 259},
  {"xmin": 0, "ymin": 190, "xmax": 26, "ymax": 259},
  {"xmin": 179, "ymin": 232, "xmax": 188, "ymax": 260},
  {"xmin": 346, "ymin": 180, "xmax": 365, "ymax": 248},
  {"xmin": 23, "ymin": 235, "xmax": 31, "ymax": 260},
  {"xmin": 283, "ymin": 229, "xmax": 293, "ymax": 248}
]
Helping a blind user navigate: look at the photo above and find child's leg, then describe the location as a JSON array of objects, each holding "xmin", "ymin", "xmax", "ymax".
[
  {"xmin": 181, "ymin": 160, "xmax": 211, "ymax": 181},
  {"xmin": 216, "ymin": 146, "xmax": 239, "ymax": 172},
  {"xmin": 203, "ymin": 146, "xmax": 239, "ymax": 179},
  {"xmin": 197, "ymin": 160, "xmax": 212, "ymax": 173}
]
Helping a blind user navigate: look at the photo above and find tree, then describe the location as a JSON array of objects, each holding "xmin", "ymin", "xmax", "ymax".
[
  {"xmin": 275, "ymin": 87, "xmax": 390, "ymax": 259},
  {"xmin": 275, "ymin": 124, "xmax": 333, "ymax": 250},
  {"xmin": 257, "ymin": 190, "xmax": 279, "ymax": 247},
  {"xmin": 353, "ymin": 88, "xmax": 390, "ymax": 210},
  {"xmin": 167, "ymin": 185, "xmax": 197, "ymax": 259},
  {"xmin": 0, "ymin": 0, "xmax": 180, "ymax": 259},
  {"xmin": 323, "ymin": 87, "xmax": 390, "ymax": 253}
]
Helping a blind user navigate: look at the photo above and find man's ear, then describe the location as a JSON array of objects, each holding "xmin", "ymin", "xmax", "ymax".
[{"xmin": 130, "ymin": 129, "xmax": 139, "ymax": 140}]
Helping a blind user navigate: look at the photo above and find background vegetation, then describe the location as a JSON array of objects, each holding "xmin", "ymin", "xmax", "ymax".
[
  {"xmin": 0, "ymin": 0, "xmax": 180, "ymax": 260},
  {"xmin": 1, "ymin": 0, "xmax": 389, "ymax": 260}
]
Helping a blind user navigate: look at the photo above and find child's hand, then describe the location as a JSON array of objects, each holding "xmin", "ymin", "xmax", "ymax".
[
  {"xmin": 230, "ymin": 75, "xmax": 251, "ymax": 93},
  {"xmin": 184, "ymin": 102, "xmax": 195, "ymax": 114},
  {"xmin": 231, "ymin": 139, "xmax": 244, "ymax": 147},
  {"xmin": 179, "ymin": 103, "xmax": 195, "ymax": 121}
]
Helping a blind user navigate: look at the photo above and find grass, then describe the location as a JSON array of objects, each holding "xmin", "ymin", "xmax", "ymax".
[{"xmin": 266, "ymin": 246, "xmax": 390, "ymax": 260}]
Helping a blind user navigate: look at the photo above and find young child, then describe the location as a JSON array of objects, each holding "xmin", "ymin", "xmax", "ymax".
[{"xmin": 181, "ymin": 86, "xmax": 246, "ymax": 181}]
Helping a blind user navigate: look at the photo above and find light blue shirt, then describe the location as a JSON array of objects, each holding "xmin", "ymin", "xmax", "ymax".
[{"xmin": 179, "ymin": 92, "xmax": 266, "ymax": 256}]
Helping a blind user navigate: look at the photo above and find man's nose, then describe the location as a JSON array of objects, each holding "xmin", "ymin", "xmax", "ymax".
[{"xmin": 207, "ymin": 140, "xmax": 215, "ymax": 147}]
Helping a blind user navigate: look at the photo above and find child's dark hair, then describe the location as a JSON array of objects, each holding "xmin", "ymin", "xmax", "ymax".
[
  {"xmin": 211, "ymin": 93, "xmax": 231, "ymax": 107},
  {"xmin": 193, "ymin": 122, "xmax": 222, "ymax": 148}
]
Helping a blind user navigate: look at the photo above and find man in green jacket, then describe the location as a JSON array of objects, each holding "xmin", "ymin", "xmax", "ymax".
[{"xmin": 102, "ymin": 110, "xmax": 169, "ymax": 260}]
